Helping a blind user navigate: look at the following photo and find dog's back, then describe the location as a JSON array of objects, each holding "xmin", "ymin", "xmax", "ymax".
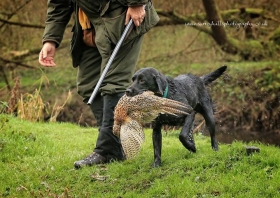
[
  {"xmin": 168, "ymin": 66, "xmax": 227, "ymax": 107},
  {"xmin": 154, "ymin": 65, "xmax": 227, "ymax": 128},
  {"xmin": 174, "ymin": 65, "xmax": 227, "ymax": 87}
]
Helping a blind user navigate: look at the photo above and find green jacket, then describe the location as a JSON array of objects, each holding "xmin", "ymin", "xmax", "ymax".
[{"xmin": 42, "ymin": 0, "xmax": 159, "ymax": 67}]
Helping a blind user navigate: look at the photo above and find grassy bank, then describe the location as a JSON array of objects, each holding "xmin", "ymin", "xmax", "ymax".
[{"xmin": 1, "ymin": 114, "xmax": 279, "ymax": 197}]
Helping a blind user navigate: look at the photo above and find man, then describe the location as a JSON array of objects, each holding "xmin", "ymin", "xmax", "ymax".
[{"xmin": 38, "ymin": 0, "xmax": 159, "ymax": 169}]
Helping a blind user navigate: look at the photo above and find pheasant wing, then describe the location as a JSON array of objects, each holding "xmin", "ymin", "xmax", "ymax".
[{"xmin": 124, "ymin": 91, "xmax": 192, "ymax": 123}]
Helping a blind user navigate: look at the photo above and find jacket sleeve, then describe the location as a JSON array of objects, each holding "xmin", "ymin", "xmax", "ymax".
[
  {"xmin": 42, "ymin": 0, "xmax": 73, "ymax": 47},
  {"xmin": 121, "ymin": 0, "xmax": 148, "ymax": 6}
]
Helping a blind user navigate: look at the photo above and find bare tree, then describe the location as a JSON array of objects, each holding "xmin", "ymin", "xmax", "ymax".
[
  {"xmin": 0, "ymin": 0, "xmax": 72, "ymax": 89},
  {"xmin": 201, "ymin": 0, "xmax": 237, "ymax": 54},
  {"xmin": 156, "ymin": 0, "xmax": 279, "ymax": 60}
]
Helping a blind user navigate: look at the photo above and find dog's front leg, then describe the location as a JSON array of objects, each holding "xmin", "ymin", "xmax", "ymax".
[
  {"xmin": 179, "ymin": 111, "xmax": 197, "ymax": 152},
  {"xmin": 152, "ymin": 124, "xmax": 162, "ymax": 167}
]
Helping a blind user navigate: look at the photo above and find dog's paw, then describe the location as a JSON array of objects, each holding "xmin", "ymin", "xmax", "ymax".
[
  {"xmin": 151, "ymin": 161, "xmax": 161, "ymax": 168},
  {"xmin": 179, "ymin": 136, "xmax": 196, "ymax": 152},
  {"xmin": 212, "ymin": 141, "xmax": 219, "ymax": 151},
  {"xmin": 212, "ymin": 145, "xmax": 219, "ymax": 151},
  {"xmin": 187, "ymin": 144, "xmax": 197, "ymax": 153}
]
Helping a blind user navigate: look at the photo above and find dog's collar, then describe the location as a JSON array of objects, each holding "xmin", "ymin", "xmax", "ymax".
[{"xmin": 163, "ymin": 84, "xmax": 169, "ymax": 98}]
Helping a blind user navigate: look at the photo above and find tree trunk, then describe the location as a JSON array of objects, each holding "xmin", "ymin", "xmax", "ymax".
[
  {"xmin": 201, "ymin": 0, "xmax": 238, "ymax": 54},
  {"xmin": 201, "ymin": 0, "xmax": 265, "ymax": 60}
]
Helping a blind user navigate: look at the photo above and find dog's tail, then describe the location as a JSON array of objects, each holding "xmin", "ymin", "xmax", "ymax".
[{"xmin": 200, "ymin": 65, "xmax": 227, "ymax": 86}]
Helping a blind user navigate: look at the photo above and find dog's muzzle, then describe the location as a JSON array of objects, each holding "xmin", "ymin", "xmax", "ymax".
[{"xmin": 125, "ymin": 88, "xmax": 134, "ymax": 97}]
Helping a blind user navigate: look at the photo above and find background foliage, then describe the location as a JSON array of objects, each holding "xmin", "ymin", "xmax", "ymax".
[{"xmin": 0, "ymin": 0, "xmax": 279, "ymax": 131}]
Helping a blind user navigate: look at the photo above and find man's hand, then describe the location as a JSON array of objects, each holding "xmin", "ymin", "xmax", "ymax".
[
  {"xmin": 38, "ymin": 41, "xmax": 56, "ymax": 67},
  {"xmin": 125, "ymin": 5, "xmax": 146, "ymax": 27}
]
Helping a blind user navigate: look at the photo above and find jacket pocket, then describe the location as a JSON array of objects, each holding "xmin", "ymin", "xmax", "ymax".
[
  {"xmin": 102, "ymin": 1, "xmax": 159, "ymax": 45},
  {"xmin": 102, "ymin": 8, "xmax": 127, "ymax": 45}
]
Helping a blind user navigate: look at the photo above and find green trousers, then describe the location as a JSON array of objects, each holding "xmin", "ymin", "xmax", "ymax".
[{"xmin": 77, "ymin": 35, "xmax": 143, "ymax": 100}]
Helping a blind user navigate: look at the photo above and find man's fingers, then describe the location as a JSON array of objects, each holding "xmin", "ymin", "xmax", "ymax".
[
  {"xmin": 38, "ymin": 52, "xmax": 56, "ymax": 67},
  {"xmin": 126, "ymin": 5, "xmax": 145, "ymax": 26},
  {"xmin": 45, "ymin": 59, "xmax": 56, "ymax": 66},
  {"xmin": 38, "ymin": 51, "xmax": 44, "ymax": 64},
  {"xmin": 125, "ymin": 14, "xmax": 130, "ymax": 25},
  {"xmin": 134, "ymin": 20, "xmax": 140, "ymax": 27},
  {"xmin": 45, "ymin": 59, "xmax": 55, "ymax": 66},
  {"xmin": 42, "ymin": 48, "xmax": 48, "ymax": 58},
  {"xmin": 40, "ymin": 60, "xmax": 56, "ymax": 67},
  {"xmin": 38, "ymin": 49, "xmax": 47, "ymax": 62}
]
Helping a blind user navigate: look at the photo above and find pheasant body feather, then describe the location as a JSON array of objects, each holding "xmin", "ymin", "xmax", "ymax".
[{"xmin": 113, "ymin": 91, "xmax": 192, "ymax": 159}]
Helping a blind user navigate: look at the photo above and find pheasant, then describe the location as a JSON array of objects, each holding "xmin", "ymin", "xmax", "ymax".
[{"xmin": 113, "ymin": 91, "xmax": 192, "ymax": 159}]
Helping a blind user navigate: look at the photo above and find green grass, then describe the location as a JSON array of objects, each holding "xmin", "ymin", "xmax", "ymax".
[{"xmin": 1, "ymin": 114, "xmax": 280, "ymax": 197}]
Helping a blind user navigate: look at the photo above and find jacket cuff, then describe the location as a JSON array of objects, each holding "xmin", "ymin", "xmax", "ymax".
[
  {"xmin": 42, "ymin": 39, "xmax": 59, "ymax": 48},
  {"xmin": 42, "ymin": 22, "xmax": 67, "ymax": 48},
  {"xmin": 127, "ymin": 0, "xmax": 148, "ymax": 6}
]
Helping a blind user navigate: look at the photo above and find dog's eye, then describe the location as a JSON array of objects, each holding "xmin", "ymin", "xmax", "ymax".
[{"xmin": 139, "ymin": 79, "xmax": 145, "ymax": 84}]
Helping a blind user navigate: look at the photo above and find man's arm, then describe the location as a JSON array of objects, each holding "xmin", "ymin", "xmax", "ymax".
[
  {"xmin": 42, "ymin": 0, "xmax": 73, "ymax": 47},
  {"xmin": 39, "ymin": 0, "xmax": 73, "ymax": 67}
]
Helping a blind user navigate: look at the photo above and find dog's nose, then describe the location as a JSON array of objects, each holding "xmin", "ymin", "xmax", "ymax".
[{"xmin": 125, "ymin": 88, "xmax": 133, "ymax": 96}]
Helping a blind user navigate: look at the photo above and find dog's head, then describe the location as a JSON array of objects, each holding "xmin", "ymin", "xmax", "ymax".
[{"xmin": 126, "ymin": 67, "xmax": 168, "ymax": 97}]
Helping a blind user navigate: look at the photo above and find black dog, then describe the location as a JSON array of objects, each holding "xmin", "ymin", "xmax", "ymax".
[{"xmin": 126, "ymin": 66, "xmax": 227, "ymax": 167}]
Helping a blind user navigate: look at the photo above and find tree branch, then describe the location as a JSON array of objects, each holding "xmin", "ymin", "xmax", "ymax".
[
  {"xmin": 0, "ymin": 17, "xmax": 73, "ymax": 29},
  {"xmin": 0, "ymin": 65, "xmax": 11, "ymax": 91},
  {"xmin": 156, "ymin": 9, "xmax": 212, "ymax": 35},
  {"xmin": 0, "ymin": 17, "xmax": 45, "ymax": 29},
  {"xmin": 0, "ymin": 56, "xmax": 36, "ymax": 69},
  {"xmin": 9, "ymin": 39, "xmax": 71, "ymax": 60},
  {"xmin": 156, "ymin": 7, "xmax": 274, "ymax": 30},
  {"xmin": 0, "ymin": 0, "xmax": 33, "ymax": 29}
]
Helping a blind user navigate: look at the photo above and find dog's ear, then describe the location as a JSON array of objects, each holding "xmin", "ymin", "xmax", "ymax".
[{"xmin": 153, "ymin": 73, "xmax": 167, "ymax": 95}]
